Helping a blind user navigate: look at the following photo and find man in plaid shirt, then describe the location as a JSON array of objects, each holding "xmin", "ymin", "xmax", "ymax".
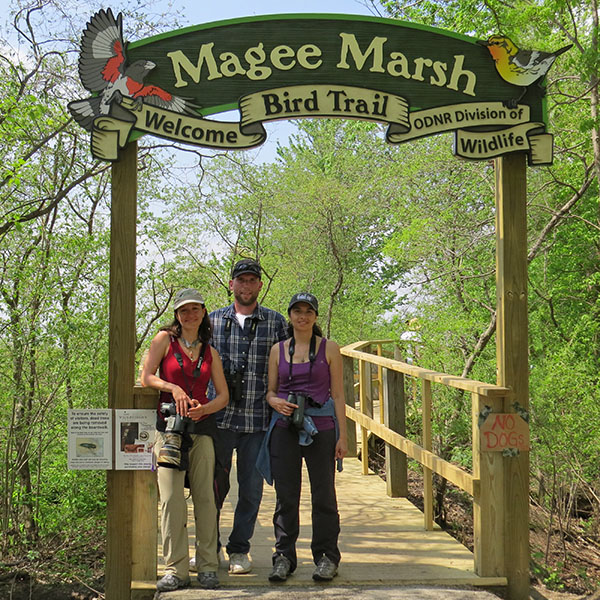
[{"xmin": 210, "ymin": 259, "xmax": 287, "ymax": 575}]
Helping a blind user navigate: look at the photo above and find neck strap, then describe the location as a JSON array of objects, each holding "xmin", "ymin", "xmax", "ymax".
[
  {"xmin": 172, "ymin": 336, "xmax": 208, "ymax": 397},
  {"xmin": 288, "ymin": 333, "xmax": 317, "ymax": 383},
  {"xmin": 224, "ymin": 314, "xmax": 258, "ymax": 372}
]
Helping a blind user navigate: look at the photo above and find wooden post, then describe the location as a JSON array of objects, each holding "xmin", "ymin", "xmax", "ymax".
[
  {"xmin": 422, "ymin": 379, "xmax": 433, "ymax": 531},
  {"xmin": 359, "ymin": 359, "xmax": 369, "ymax": 475},
  {"xmin": 495, "ymin": 153, "xmax": 530, "ymax": 599},
  {"xmin": 343, "ymin": 355, "xmax": 358, "ymax": 457},
  {"xmin": 131, "ymin": 387, "xmax": 158, "ymax": 584},
  {"xmin": 472, "ymin": 392, "xmax": 505, "ymax": 576},
  {"xmin": 106, "ymin": 142, "xmax": 137, "ymax": 600},
  {"xmin": 382, "ymin": 366, "xmax": 407, "ymax": 497},
  {"xmin": 376, "ymin": 343, "xmax": 384, "ymax": 424}
]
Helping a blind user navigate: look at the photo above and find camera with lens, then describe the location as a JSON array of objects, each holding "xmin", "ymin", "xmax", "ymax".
[
  {"xmin": 225, "ymin": 369, "xmax": 243, "ymax": 404},
  {"xmin": 157, "ymin": 402, "xmax": 193, "ymax": 470},
  {"xmin": 287, "ymin": 392, "xmax": 318, "ymax": 430}
]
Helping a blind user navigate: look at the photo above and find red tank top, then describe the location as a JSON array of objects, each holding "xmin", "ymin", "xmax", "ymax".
[{"xmin": 157, "ymin": 337, "xmax": 213, "ymax": 427}]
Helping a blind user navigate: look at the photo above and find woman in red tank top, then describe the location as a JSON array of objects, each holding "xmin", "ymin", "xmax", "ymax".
[{"xmin": 141, "ymin": 288, "xmax": 228, "ymax": 592}]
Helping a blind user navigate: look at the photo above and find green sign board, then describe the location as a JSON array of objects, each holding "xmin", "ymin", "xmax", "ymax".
[{"xmin": 69, "ymin": 10, "xmax": 568, "ymax": 164}]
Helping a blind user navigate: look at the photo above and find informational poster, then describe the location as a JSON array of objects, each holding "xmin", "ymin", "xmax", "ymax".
[
  {"xmin": 68, "ymin": 409, "xmax": 112, "ymax": 470},
  {"xmin": 114, "ymin": 409, "xmax": 156, "ymax": 470}
]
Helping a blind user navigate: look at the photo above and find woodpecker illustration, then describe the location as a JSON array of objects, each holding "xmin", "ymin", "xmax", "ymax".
[
  {"xmin": 478, "ymin": 35, "xmax": 572, "ymax": 104},
  {"xmin": 68, "ymin": 8, "xmax": 199, "ymax": 131}
]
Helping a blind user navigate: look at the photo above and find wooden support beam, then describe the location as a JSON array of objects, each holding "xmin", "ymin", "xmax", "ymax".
[
  {"xmin": 131, "ymin": 387, "xmax": 158, "ymax": 585},
  {"xmin": 422, "ymin": 380, "xmax": 433, "ymax": 531},
  {"xmin": 472, "ymin": 392, "xmax": 505, "ymax": 577},
  {"xmin": 382, "ymin": 366, "xmax": 407, "ymax": 498},
  {"xmin": 343, "ymin": 355, "xmax": 358, "ymax": 457},
  {"xmin": 495, "ymin": 153, "xmax": 530, "ymax": 599},
  {"xmin": 105, "ymin": 142, "xmax": 137, "ymax": 600}
]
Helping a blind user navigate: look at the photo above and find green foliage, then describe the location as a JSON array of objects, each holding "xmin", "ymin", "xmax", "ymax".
[{"xmin": 0, "ymin": 0, "xmax": 599, "ymax": 595}]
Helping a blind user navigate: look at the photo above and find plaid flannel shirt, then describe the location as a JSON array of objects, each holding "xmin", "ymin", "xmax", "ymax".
[{"xmin": 210, "ymin": 303, "xmax": 288, "ymax": 433}]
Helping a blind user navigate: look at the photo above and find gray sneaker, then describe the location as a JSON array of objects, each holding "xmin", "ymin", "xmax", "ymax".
[
  {"xmin": 228, "ymin": 552, "xmax": 252, "ymax": 574},
  {"xmin": 312, "ymin": 554, "xmax": 338, "ymax": 581},
  {"xmin": 197, "ymin": 571, "xmax": 219, "ymax": 589},
  {"xmin": 156, "ymin": 572, "xmax": 190, "ymax": 591},
  {"xmin": 268, "ymin": 555, "xmax": 291, "ymax": 582}
]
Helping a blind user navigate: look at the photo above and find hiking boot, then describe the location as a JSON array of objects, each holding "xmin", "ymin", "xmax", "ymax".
[
  {"xmin": 312, "ymin": 554, "xmax": 338, "ymax": 581},
  {"xmin": 197, "ymin": 571, "xmax": 219, "ymax": 589},
  {"xmin": 268, "ymin": 554, "xmax": 291, "ymax": 582},
  {"xmin": 228, "ymin": 552, "xmax": 252, "ymax": 574},
  {"xmin": 156, "ymin": 572, "xmax": 190, "ymax": 591}
]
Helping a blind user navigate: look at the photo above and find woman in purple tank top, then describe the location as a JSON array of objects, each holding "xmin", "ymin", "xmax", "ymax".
[{"xmin": 265, "ymin": 292, "xmax": 347, "ymax": 583}]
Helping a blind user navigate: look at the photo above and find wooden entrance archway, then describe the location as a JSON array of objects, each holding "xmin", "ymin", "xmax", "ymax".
[
  {"xmin": 105, "ymin": 144, "xmax": 529, "ymax": 600},
  {"xmin": 67, "ymin": 11, "xmax": 546, "ymax": 600}
]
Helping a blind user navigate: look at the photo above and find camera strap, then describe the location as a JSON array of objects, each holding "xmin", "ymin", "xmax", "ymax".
[
  {"xmin": 224, "ymin": 315, "xmax": 258, "ymax": 373},
  {"xmin": 287, "ymin": 333, "xmax": 317, "ymax": 383},
  {"xmin": 172, "ymin": 337, "xmax": 208, "ymax": 398}
]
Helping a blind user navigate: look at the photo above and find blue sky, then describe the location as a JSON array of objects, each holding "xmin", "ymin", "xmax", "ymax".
[
  {"xmin": 168, "ymin": 0, "xmax": 379, "ymax": 26},
  {"xmin": 149, "ymin": 0, "xmax": 383, "ymax": 162}
]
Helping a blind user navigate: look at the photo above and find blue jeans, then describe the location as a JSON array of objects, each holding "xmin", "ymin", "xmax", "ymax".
[{"xmin": 216, "ymin": 429, "xmax": 265, "ymax": 554}]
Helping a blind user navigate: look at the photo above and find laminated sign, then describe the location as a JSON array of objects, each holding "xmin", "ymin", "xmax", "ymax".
[{"xmin": 69, "ymin": 9, "xmax": 570, "ymax": 163}]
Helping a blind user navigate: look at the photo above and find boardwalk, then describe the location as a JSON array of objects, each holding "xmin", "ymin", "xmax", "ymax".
[{"xmin": 147, "ymin": 457, "xmax": 506, "ymax": 595}]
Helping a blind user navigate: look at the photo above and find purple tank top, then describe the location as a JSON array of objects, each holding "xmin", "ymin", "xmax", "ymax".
[{"xmin": 276, "ymin": 338, "xmax": 334, "ymax": 431}]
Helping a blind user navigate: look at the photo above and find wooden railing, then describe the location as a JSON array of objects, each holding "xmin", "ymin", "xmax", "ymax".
[{"xmin": 341, "ymin": 340, "xmax": 512, "ymax": 580}]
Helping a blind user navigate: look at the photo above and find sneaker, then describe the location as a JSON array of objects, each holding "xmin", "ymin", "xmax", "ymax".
[
  {"xmin": 189, "ymin": 556, "xmax": 196, "ymax": 572},
  {"xmin": 197, "ymin": 571, "xmax": 219, "ymax": 589},
  {"xmin": 312, "ymin": 554, "xmax": 338, "ymax": 581},
  {"xmin": 228, "ymin": 552, "xmax": 252, "ymax": 574},
  {"xmin": 268, "ymin": 555, "xmax": 291, "ymax": 582},
  {"xmin": 156, "ymin": 572, "xmax": 190, "ymax": 591}
]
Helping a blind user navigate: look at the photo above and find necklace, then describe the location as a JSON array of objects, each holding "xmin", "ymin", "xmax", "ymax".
[{"xmin": 180, "ymin": 336, "xmax": 200, "ymax": 349}]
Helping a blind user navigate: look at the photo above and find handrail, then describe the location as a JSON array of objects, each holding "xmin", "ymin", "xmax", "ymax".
[
  {"xmin": 340, "ymin": 339, "xmax": 512, "ymax": 580},
  {"xmin": 342, "ymin": 341, "xmax": 511, "ymax": 398},
  {"xmin": 346, "ymin": 405, "xmax": 479, "ymax": 497}
]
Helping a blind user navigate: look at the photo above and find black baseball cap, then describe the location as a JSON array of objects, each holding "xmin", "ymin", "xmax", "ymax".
[
  {"xmin": 231, "ymin": 259, "xmax": 261, "ymax": 279},
  {"xmin": 288, "ymin": 292, "xmax": 319, "ymax": 315}
]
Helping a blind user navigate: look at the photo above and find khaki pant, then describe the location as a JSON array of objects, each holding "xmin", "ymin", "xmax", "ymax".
[{"xmin": 155, "ymin": 432, "xmax": 218, "ymax": 577}]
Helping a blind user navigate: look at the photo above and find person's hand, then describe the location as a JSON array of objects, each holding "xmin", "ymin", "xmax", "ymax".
[
  {"xmin": 188, "ymin": 399, "xmax": 206, "ymax": 421},
  {"xmin": 271, "ymin": 396, "xmax": 298, "ymax": 417},
  {"xmin": 171, "ymin": 385, "xmax": 191, "ymax": 416},
  {"xmin": 335, "ymin": 438, "xmax": 348, "ymax": 460}
]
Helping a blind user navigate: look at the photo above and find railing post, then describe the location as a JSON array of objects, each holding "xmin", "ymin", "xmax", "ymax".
[
  {"xmin": 342, "ymin": 355, "xmax": 357, "ymax": 457},
  {"xmin": 376, "ymin": 343, "xmax": 384, "ymax": 424},
  {"xmin": 382, "ymin": 366, "xmax": 407, "ymax": 497},
  {"xmin": 472, "ymin": 392, "xmax": 505, "ymax": 576},
  {"xmin": 131, "ymin": 386, "xmax": 158, "ymax": 585},
  {"xmin": 422, "ymin": 380, "xmax": 433, "ymax": 530},
  {"xmin": 358, "ymin": 358, "xmax": 370, "ymax": 474}
]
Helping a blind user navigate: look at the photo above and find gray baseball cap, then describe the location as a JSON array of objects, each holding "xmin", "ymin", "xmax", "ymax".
[{"xmin": 173, "ymin": 288, "xmax": 205, "ymax": 311}]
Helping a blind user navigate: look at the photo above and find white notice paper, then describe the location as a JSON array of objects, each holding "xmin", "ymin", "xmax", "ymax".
[
  {"xmin": 68, "ymin": 409, "xmax": 112, "ymax": 470},
  {"xmin": 114, "ymin": 409, "xmax": 156, "ymax": 470}
]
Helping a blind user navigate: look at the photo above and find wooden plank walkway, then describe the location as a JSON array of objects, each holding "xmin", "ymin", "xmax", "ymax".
[{"xmin": 150, "ymin": 457, "xmax": 506, "ymax": 590}]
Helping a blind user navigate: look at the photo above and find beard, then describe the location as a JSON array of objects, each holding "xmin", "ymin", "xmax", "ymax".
[{"xmin": 234, "ymin": 289, "xmax": 259, "ymax": 306}]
